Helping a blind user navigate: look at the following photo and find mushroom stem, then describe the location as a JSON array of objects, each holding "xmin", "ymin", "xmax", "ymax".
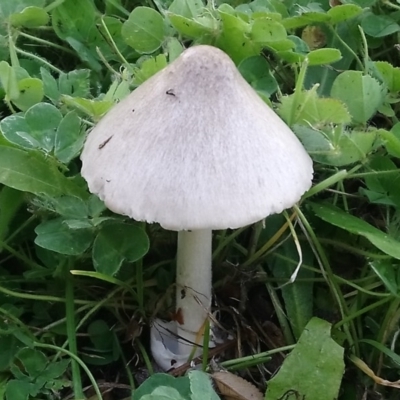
[{"xmin": 176, "ymin": 229, "xmax": 212, "ymax": 354}]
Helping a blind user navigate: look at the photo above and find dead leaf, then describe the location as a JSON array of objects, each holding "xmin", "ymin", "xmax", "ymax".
[
  {"xmin": 212, "ymin": 371, "xmax": 263, "ymax": 400},
  {"xmin": 350, "ymin": 354, "xmax": 400, "ymax": 389},
  {"xmin": 302, "ymin": 26, "xmax": 327, "ymax": 50}
]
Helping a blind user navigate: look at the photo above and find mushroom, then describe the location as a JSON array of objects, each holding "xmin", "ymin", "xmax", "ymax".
[{"xmin": 80, "ymin": 45, "xmax": 313, "ymax": 369}]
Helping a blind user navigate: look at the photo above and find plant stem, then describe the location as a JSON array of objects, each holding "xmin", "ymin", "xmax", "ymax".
[
  {"xmin": 295, "ymin": 206, "xmax": 358, "ymax": 353},
  {"xmin": 105, "ymin": 0, "xmax": 131, "ymax": 16},
  {"xmin": 17, "ymin": 32, "xmax": 75, "ymax": 54},
  {"xmin": 270, "ymin": 253, "xmax": 389, "ymax": 297},
  {"xmin": 358, "ymin": 26, "xmax": 369, "ymax": 74},
  {"xmin": 137, "ymin": 338, "xmax": 154, "ymax": 375},
  {"xmin": 202, "ymin": 319, "xmax": 210, "ymax": 371},
  {"xmin": 136, "ymin": 257, "xmax": 144, "ymax": 314},
  {"xmin": 0, "ymin": 240, "xmax": 46, "ymax": 270},
  {"xmin": 34, "ymin": 342, "xmax": 102, "ymax": 400},
  {"xmin": 243, "ymin": 212, "xmax": 296, "ymax": 267},
  {"xmin": 220, "ymin": 344, "xmax": 296, "ymax": 368},
  {"xmin": 334, "ymin": 296, "xmax": 393, "ymax": 329},
  {"xmin": 100, "ymin": 17, "xmax": 132, "ymax": 70},
  {"xmin": 212, "ymin": 226, "xmax": 247, "ymax": 260},
  {"xmin": 265, "ymin": 282, "xmax": 295, "ymax": 345},
  {"xmin": 328, "ymin": 25, "xmax": 364, "ymax": 71},
  {"xmin": 288, "ymin": 58, "xmax": 308, "ymax": 126},
  {"xmin": 15, "ymin": 47, "xmax": 63, "ymax": 74},
  {"xmin": 113, "ymin": 331, "xmax": 136, "ymax": 390},
  {"xmin": 176, "ymin": 229, "xmax": 212, "ymax": 354},
  {"xmin": 65, "ymin": 261, "xmax": 85, "ymax": 400},
  {"xmin": 316, "ymin": 237, "xmax": 391, "ymax": 260},
  {"xmin": 44, "ymin": 0, "xmax": 66, "ymax": 12},
  {"xmin": 0, "ymin": 283, "xmax": 89, "ymax": 304}
]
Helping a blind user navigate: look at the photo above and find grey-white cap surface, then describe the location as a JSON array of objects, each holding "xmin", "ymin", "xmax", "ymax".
[{"xmin": 81, "ymin": 45, "xmax": 313, "ymax": 230}]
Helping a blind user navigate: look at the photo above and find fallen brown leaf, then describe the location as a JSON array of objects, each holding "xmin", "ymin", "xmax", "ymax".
[
  {"xmin": 350, "ymin": 354, "xmax": 400, "ymax": 389},
  {"xmin": 212, "ymin": 371, "xmax": 264, "ymax": 400}
]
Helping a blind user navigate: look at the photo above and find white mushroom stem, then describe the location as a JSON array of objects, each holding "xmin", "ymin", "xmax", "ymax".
[{"xmin": 176, "ymin": 229, "xmax": 212, "ymax": 355}]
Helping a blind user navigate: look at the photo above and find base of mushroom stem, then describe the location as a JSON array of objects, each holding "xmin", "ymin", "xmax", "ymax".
[{"xmin": 150, "ymin": 319, "xmax": 218, "ymax": 371}]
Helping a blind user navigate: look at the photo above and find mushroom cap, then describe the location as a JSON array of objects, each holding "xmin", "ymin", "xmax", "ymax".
[{"xmin": 81, "ymin": 45, "xmax": 313, "ymax": 231}]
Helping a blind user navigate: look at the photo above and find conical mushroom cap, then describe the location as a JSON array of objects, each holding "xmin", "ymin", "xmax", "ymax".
[{"xmin": 81, "ymin": 45, "xmax": 313, "ymax": 230}]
